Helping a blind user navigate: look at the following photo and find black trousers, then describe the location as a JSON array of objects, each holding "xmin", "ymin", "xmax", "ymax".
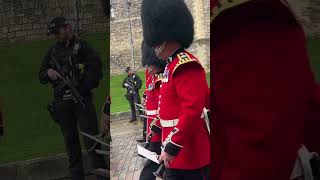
[
  {"xmin": 126, "ymin": 92, "xmax": 142, "ymax": 121},
  {"xmin": 142, "ymin": 116, "xmax": 147, "ymax": 139},
  {"xmin": 139, "ymin": 142, "xmax": 162, "ymax": 180},
  {"xmin": 164, "ymin": 166, "xmax": 209, "ymax": 180},
  {"xmin": 54, "ymin": 96, "xmax": 107, "ymax": 180}
]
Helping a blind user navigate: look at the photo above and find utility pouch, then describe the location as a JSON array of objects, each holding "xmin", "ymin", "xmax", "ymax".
[{"xmin": 125, "ymin": 94, "xmax": 130, "ymax": 101}]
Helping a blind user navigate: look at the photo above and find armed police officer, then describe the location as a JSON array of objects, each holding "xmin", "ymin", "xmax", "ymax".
[
  {"xmin": 122, "ymin": 67, "xmax": 143, "ymax": 123},
  {"xmin": 39, "ymin": 17, "xmax": 107, "ymax": 180}
]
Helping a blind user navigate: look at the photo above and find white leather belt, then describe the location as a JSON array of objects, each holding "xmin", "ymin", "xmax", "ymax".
[
  {"xmin": 145, "ymin": 110, "xmax": 158, "ymax": 116},
  {"xmin": 160, "ymin": 119, "xmax": 179, "ymax": 127}
]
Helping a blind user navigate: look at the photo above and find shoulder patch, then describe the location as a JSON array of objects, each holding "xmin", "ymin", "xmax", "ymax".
[{"xmin": 173, "ymin": 53, "xmax": 199, "ymax": 73}]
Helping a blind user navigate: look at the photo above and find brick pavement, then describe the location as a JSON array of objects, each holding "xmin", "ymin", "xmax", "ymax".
[{"xmin": 110, "ymin": 119, "xmax": 145, "ymax": 180}]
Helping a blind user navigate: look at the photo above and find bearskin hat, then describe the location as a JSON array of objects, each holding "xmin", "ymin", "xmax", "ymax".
[
  {"xmin": 141, "ymin": 0, "xmax": 194, "ymax": 48},
  {"xmin": 142, "ymin": 41, "xmax": 166, "ymax": 71}
]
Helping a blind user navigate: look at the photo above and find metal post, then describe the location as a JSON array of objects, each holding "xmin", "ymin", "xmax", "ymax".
[
  {"xmin": 126, "ymin": 0, "xmax": 135, "ymax": 71},
  {"xmin": 110, "ymin": 0, "xmax": 114, "ymax": 18},
  {"xmin": 74, "ymin": 0, "xmax": 80, "ymax": 37}
]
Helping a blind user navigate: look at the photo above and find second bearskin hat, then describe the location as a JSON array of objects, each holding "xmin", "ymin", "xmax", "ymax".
[
  {"xmin": 141, "ymin": 0, "xmax": 194, "ymax": 48},
  {"xmin": 141, "ymin": 41, "xmax": 166, "ymax": 70}
]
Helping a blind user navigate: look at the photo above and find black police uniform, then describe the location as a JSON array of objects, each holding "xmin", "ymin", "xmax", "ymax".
[
  {"xmin": 39, "ymin": 36, "xmax": 107, "ymax": 180},
  {"xmin": 122, "ymin": 73, "xmax": 143, "ymax": 122}
]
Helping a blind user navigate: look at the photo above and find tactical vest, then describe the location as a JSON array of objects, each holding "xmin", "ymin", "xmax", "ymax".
[{"xmin": 49, "ymin": 41, "xmax": 86, "ymax": 96}]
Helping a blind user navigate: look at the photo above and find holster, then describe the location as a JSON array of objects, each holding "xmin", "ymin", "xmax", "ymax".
[
  {"xmin": 125, "ymin": 94, "xmax": 134, "ymax": 101},
  {"xmin": 47, "ymin": 101, "xmax": 59, "ymax": 123}
]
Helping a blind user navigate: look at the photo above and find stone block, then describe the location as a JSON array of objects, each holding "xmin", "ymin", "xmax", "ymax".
[
  {"xmin": 9, "ymin": 25, "xmax": 22, "ymax": 32},
  {"xmin": 0, "ymin": 33, "xmax": 7, "ymax": 40},
  {"xmin": 22, "ymin": 17, "xmax": 29, "ymax": 24},
  {"xmin": 15, "ymin": 17, "xmax": 23, "ymax": 24},
  {"xmin": 22, "ymin": 24, "xmax": 33, "ymax": 30},
  {"xmin": 15, "ymin": 30, "xmax": 27, "ymax": 37},
  {"xmin": 29, "ymin": 34, "xmax": 44, "ymax": 40},
  {"xmin": 33, "ymin": 24, "xmax": 41, "ymax": 29},
  {"xmin": 8, "ymin": 32, "xmax": 16, "ymax": 38},
  {"xmin": 9, "ymin": 17, "xmax": 16, "ymax": 25},
  {"xmin": 2, "ymin": 27, "xmax": 8, "ymax": 33}
]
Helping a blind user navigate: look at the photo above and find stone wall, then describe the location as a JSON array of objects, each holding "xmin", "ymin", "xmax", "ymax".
[
  {"xmin": 110, "ymin": 0, "xmax": 210, "ymax": 75},
  {"xmin": 0, "ymin": 0, "xmax": 109, "ymax": 42},
  {"xmin": 288, "ymin": 0, "xmax": 320, "ymax": 36}
]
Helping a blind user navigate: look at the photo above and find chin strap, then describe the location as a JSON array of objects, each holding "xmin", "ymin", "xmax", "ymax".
[{"xmin": 155, "ymin": 42, "xmax": 167, "ymax": 57}]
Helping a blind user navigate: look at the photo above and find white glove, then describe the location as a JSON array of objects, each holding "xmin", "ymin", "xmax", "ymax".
[{"xmin": 124, "ymin": 83, "xmax": 129, "ymax": 87}]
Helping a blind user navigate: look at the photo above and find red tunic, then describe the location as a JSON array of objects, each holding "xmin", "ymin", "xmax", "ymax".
[
  {"xmin": 159, "ymin": 50, "xmax": 210, "ymax": 169},
  {"xmin": 145, "ymin": 73, "xmax": 162, "ymax": 142},
  {"xmin": 211, "ymin": 0, "xmax": 318, "ymax": 179}
]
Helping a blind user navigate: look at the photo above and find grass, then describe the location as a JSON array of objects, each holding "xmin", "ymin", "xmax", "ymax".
[
  {"xmin": 0, "ymin": 32, "xmax": 109, "ymax": 164},
  {"xmin": 307, "ymin": 37, "xmax": 320, "ymax": 82},
  {"xmin": 110, "ymin": 71, "xmax": 145, "ymax": 113},
  {"xmin": 111, "ymin": 72, "xmax": 210, "ymax": 113}
]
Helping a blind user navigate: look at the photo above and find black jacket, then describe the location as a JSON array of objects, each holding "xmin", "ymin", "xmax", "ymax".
[
  {"xmin": 122, "ymin": 73, "xmax": 142, "ymax": 95},
  {"xmin": 39, "ymin": 37, "xmax": 103, "ymax": 98}
]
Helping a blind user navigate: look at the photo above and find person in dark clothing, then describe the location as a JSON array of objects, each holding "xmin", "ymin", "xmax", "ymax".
[
  {"xmin": 122, "ymin": 67, "xmax": 143, "ymax": 123},
  {"xmin": 39, "ymin": 17, "xmax": 107, "ymax": 180}
]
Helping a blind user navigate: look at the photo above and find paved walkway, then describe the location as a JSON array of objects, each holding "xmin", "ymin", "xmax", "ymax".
[{"xmin": 110, "ymin": 119, "xmax": 145, "ymax": 180}]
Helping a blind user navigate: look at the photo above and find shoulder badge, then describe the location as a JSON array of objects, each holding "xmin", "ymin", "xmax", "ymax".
[{"xmin": 173, "ymin": 52, "xmax": 198, "ymax": 73}]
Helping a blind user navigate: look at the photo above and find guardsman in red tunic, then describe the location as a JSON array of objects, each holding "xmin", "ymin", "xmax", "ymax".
[
  {"xmin": 139, "ymin": 42, "xmax": 166, "ymax": 180},
  {"xmin": 141, "ymin": 0, "xmax": 210, "ymax": 179},
  {"xmin": 211, "ymin": 0, "xmax": 320, "ymax": 180}
]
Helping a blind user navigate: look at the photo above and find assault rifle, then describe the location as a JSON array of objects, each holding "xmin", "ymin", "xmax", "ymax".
[
  {"xmin": 51, "ymin": 54, "xmax": 85, "ymax": 107},
  {"xmin": 125, "ymin": 78, "xmax": 137, "ymax": 95}
]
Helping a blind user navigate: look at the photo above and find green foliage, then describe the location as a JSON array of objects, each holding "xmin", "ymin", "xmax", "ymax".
[{"xmin": 307, "ymin": 37, "xmax": 320, "ymax": 82}]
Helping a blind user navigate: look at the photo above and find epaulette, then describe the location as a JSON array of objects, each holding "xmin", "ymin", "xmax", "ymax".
[{"xmin": 172, "ymin": 52, "xmax": 199, "ymax": 74}]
